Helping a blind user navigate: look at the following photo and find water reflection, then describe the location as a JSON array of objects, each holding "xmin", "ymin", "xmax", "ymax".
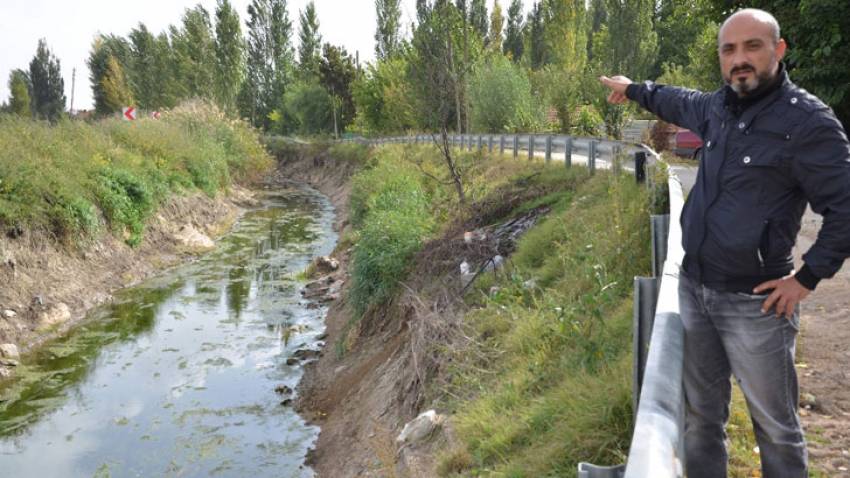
[{"xmin": 0, "ymin": 185, "xmax": 337, "ymax": 477}]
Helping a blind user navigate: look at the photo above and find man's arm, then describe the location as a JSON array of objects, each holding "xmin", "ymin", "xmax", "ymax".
[
  {"xmin": 755, "ymin": 111, "xmax": 850, "ymax": 317},
  {"xmin": 599, "ymin": 75, "xmax": 713, "ymax": 134}
]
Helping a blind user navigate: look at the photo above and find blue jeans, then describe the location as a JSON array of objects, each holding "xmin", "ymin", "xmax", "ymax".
[{"xmin": 678, "ymin": 273, "xmax": 807, "ymax": 478}]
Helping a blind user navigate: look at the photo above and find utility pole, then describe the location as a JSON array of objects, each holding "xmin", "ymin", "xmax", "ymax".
[{"xmin": 69, "ymin": 67, "xmax": 76, "ymax": 115}]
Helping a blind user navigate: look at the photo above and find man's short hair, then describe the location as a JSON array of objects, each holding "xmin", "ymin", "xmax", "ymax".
[{"xmin": 719, "ymin": 8, "xmax": 781, "ymax": 44}]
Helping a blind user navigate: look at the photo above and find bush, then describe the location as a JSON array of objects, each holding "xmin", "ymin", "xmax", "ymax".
[
  {"xmin": 469, "ymin": 55, "xmax": 544, "ymax": 133},
  {"xmin": 0, "ymin": 100, "xmax": 272, "ymax": 245}
]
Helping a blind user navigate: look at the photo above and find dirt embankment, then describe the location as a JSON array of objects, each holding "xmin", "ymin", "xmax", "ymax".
[
  {"xmin": 278, "ymin": 147, "xmax": 463, "ymax": 478},
  {"xmin": 0, "ymin": 186, "xmax": 259, "ymax": 376}
]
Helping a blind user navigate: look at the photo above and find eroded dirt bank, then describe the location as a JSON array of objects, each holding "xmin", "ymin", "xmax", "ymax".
[{"xmin": 0, "ymin": 186, "xmax": 259, "ymax": 373}]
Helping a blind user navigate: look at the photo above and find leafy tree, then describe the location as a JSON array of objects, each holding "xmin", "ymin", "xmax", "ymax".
[
  {"xmin": 503, "ymin": 0, "xmax": 525, "ymax": 61},
  {"xmin": 586, "ymin": 0, "xmax": 606, "ymax": 62},
  {"xmin": 543, "ymin": 0, "xmax": 586, "ymax": 70},
  {"xmin": 29, "ymin": 39, "xmax": 66, "ymax": 122},
  {"xmin": 352, "ymin": 55, "xmax": 418, "ymax": 133},
  {"xmin": 488, "ymin": 0, "xmax": 504, "ymax": 52},
  {"xmin": 88, "ymin": 35, "xmax": 132, "ymax": 115},
  {"xmin": 101, "ymin": 55, "xmax": 135, "ymax": 113},
  {"xmin": 469, "ymin": 54, "xmax": 541, "ymax": 132},
  {"xmin": 7, "ymin": 69, "xmax": 31, "ymax": 117},
  {"xmin": 591, "ymin": 0, "xmax": 657, "ymax": 138},
  {"xmin": 172, "ymin": 6, "xmax": 216, "ymax": 100},
  {"xmin": 652, "ymin": 0, "xmax": 711, "ymax": 78},
  {"xmin": 281, "ymin": 80, "xmax": 333, "ymax": 134},
  {"xmin": 128, "ymin": 23, "xmax": 158, "ymax": 109},
  {"xmin": 297, "ymin": 1, "xmax": 322, "ymax": 78},
  {"xmin": 526, "ymin": 2, "xmax": 546, "ymax": 69},
  {"xmin": 470, "ymin": 0, "xmax": 489, "ymax": 41},
  {"xmin": 375, "ymin": 0, "xmax": 402, "ymax": 60},
  {"xmin": 214, "ymin": 0, "xmax": 245, "ymax": 114},
  {"xmin": 319, "ymin": 43, "xmax": 357, "ymax": 136}
]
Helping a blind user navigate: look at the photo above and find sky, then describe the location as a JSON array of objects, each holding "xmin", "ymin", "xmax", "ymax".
[{"xmin": 0, "ymin": 0, "xmax": 525, "ymax": 111}]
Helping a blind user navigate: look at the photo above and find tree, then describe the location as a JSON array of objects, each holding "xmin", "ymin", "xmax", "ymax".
[
  {"xmin": 101, "ymin": 55, "xmax": 135, "ymax": 113},
  {"xmin": 469, "ymin": 54, "xmax": 541, "ymax": 132},
  {"xmin": 352, "ymin": 55, "xmax": 417, "ymax": 134},
  {"xmin": 652, "ymin": 0, "xmax": 711, "ymax": 78},
  {"xmin": 172, "ymin": 5, "xmax": 217, "ymax": 99},
  {"xmin": 526, "ymin": 2, "xmax": 546, "ymax": 69},
  {"xmin": 128, "ymin": 23, "xmax": 158, "ymax": 109},
  {"xmin": 319, "ymin": 43, "xmax": 357, "ymax": 137},
  {"xmin": 488, "ymin": 0, "xmax": 504, "ymax": 52},
  {"xmin": 591, "ymin": 0, "xmax": 658, "ymax": 138},
  {"xmin": 88, "ymin": 35, "xmax": 132, "ymax": 115},
  {"xmin": 543, "ymin": 0, "xmax": 586, "ymax": 70},
  {"xmin": 469, "ymin": 0, "xmax": 489, "ymax": 41},
  {"xmin": 297, "ymin": 1, "xmax": 322, "ymax": 78},
  {"xmin": 409, "ymin": 1, "xmax": 467, "ymax": 204},
  {"xmin": 375, "ymin": 0, "xmax": 402, "ymax": 60},
  {"xmin": 215, "ymin": 0, "xmax": 245, "ymax": 114},
  {"xmin": 29, "ymin": 39, "xmax": 66, "ymax": 122},
  {"xmin": 270, "ymin": 0, "xmax": 295, "ymax": 124},
  {"xmin": 503, "ymin": 0, "xmax": 525, "ymax": 61},
  {"xmin": 7, "ymin": 70, "xmax": 31, "ymax": 117},
  {"xmin": 282, "ymin": 80, "xmax": 333, "ymax": 134}
]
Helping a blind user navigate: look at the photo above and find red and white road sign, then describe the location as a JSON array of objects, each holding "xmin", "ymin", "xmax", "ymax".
[
  {"xmin": 150, "ymin": 111, "xmax": 161, "ymax": 120},
  {"xmin": 122, "ymin": 106, "xmax": 136, "ymax": 121}
]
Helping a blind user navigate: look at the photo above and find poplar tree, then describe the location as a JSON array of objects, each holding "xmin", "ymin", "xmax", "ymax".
[
  {"xmin": 101, "ymin": 55, "xmax": 135, "ymax": 112},
  {"xmin": 526, "ymin": 2, "xmax": 546, "ymax": 69},
  {"xmin": 88, "ymin": 35, "xmax": 131, "ymax": 115},
  {"xmin": 215, "ymin": 0, "xmax": 245, "ymax": 114},
  {"xmin": 543, "ymin": 0, "xmax": 586, "ymax": 70},
  {"xmin": 488, "ymin": 0, "xmax": 504, "ymax": 52},
  {"xmin": 29, "ymin": 39, "xmax": 66, "ymax": 122},
  {"xmin": 173, "ymin": 6, "xmax": 216, "ymax": 99},
  {"xmin": 7, "ymin": 70, "xmax": 31, "ymax": 118},
  {"xmin": 375, "ymin": 0, "xmax": 402, "ymax": 60},
  {"xmin": 297, "ymin": 1, "xmax": 322, "ymax": 78},
  {"xmin": 469, "ymin": 0, "xmax": 489, "ymax": 41},
  {"xmin": 128, "ymin": 23, "xmax": 157, "ymax": 109},
  {"xmin": 503, "ymin": 0, "xmax": 524, "ymax": 61}
]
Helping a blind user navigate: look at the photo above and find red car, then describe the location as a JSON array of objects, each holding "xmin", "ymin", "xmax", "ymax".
[{"xmin": 673, "ymin": 128, "xmax": 704, "ymax": 158}]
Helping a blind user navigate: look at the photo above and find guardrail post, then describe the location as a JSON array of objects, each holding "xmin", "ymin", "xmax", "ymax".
[
  {"xmin": 613, "ymin": 145, "xmax": 623, "ymax": 175},
  {"xmin": 578, "ymin": 463, "xmax": 626, "ymax": 478},
  {"xmin": 635, "ymin": 151, "xmax": 647, "ymax": 183},
  {"xmin": 589, "ymin": 140, "xmax": 597, "ymax": 173},
  {"xmin": 468, "ymin": 135, "xmax": 473, "ymax": 151},
  {"xmin": 477, "ymin": 135, "xmax": 483, "ymax": 151},
  {"xmin": 500, "ymin": 135, "xmax": 506, "ymax": 155},
  {"xmin": 488, "ymin": 135, "xmax": 494, "ymax": 153},
  {"xmin": 513, "ymin": 135, "xmax": 519, "ymax": 158},
  {"xmin": 633, "ymin": 276, "xmax": 659, "ymax": 415},
  {"xmin": 651, "ymin": 215, "xmax": 670, "ymax": 280},
  {"xmin": 528, "ymin": 135, "xmax": 535, "ymax": 160},
  {"xmin": 545, "ymin": 135, "xmax": 553, "ymax": 163},
  {"xmin": 565, "ymin": 136, "xmax": 572, "ymax": 168}
]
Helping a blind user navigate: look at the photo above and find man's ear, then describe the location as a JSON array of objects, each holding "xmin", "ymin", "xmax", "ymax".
[{"xmin": 776, "ymin": 38, "xmax": 787, "ymax": 61}]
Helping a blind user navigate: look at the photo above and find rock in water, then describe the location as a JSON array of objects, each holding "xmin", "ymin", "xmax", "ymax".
[{"xmin": 173, "ymin": 225, "xmax": 215, "ymax": 251}]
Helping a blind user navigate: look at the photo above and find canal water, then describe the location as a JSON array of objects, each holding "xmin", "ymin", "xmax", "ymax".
[{"xmin": 0, "ymin": 185, "xmax": 337, "ymax": 477}]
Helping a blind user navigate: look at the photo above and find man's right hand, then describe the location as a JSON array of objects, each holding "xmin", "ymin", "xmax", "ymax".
[{"xmin": 599, "ymin": 75, "xmax": 634, "ymax": 105}]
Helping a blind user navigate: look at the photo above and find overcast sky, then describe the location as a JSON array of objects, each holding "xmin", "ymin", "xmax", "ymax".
[{"xmin": 0, "ymin": 0, "xmax": 525, "ymax": 111}]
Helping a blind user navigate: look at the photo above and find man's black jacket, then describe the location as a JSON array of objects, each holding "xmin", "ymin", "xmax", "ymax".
[{"xmin": 626, "ymin": 70, "xmax": 850, "ymax": 292}]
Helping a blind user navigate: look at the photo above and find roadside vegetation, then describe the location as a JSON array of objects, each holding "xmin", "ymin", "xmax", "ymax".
[{"xmin": 0, "ymin": 101, "xmax": 272, "ymax": 246}]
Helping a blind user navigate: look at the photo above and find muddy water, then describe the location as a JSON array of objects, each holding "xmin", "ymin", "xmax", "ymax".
[{"xmin": 0, "ymin": 185, "xmax": 337, "ymax": 477}]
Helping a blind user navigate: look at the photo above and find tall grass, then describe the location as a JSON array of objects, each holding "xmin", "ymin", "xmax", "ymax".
[
  {"xmin": 0, "ymin": 101, "xmax": 272, "ymax": 246},
  {"xmin": 439, "ymin": 172, "xmax": 654, "ymax": 477}
]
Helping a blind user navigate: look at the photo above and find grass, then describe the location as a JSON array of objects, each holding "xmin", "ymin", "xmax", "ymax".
[
  {"xmin": 435, "ymin": 171, "xmax": 654, "ymax": 477},
  {"xmin": 0, "ymin": 101, "xmax": 272, "ymax": 246}
]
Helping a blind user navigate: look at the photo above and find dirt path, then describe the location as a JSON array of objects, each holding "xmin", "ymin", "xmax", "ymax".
[{"xmin": 795, "ymin": 210, "xmax": 850, "ymax": 476}]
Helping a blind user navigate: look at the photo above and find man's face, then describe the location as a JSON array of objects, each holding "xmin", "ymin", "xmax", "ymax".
[{"xmin": 718, "ymin": 14, "xmax": 786, "ymax": 97}]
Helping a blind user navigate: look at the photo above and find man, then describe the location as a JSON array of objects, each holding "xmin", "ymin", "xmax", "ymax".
[{"xmin": 599, "ymin": 8, "xmax": 850, "ymax": 478}]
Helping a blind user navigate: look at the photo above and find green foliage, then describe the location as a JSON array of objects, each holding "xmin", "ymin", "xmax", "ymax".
[
  {"xmin": 573, "ymin": 104, "xmax": 603, "ymax": 137},
  {"xmin": 503, "ymin": 0, "xmax": 524, "ymax": 62},
  {"xmin": 0, "ymin": 101, "xmax": 272, "ymax": 245},
  {"xmin": 468, "ymin": 55, "xmax": 542, "ymax": 133},
  {"xmin": 7, "ymin": 70, "xmax": 31, "ymax": 118},
  {"xmin": 281, "ymin": 80, "xmax": 333, "ymax": 135},
  {"xmin": 488, "ymin": 0, "xmax": 504, "ymax": 52},
  {"xmin": 101, "ymin": 55, "xmax": 135, "ymax": 113},
  {"xmin": 172, "ymin": 5, "xmax": 217, "ymax": 101},
  {"xmin": 88, "ymin": 35, "xmax": 132, "ymax": 116},
  {"xmin": 352, "ymin": 55, "xmax": 418, "ymax": 134},
  {"xmin": 349, "ymin": 160, "xmax": 434, "ymax": 315},
  {"xmin": 28, "ymin": 39, "xmax": 66, "ymax": 122},
  {"xmin": 652, "ymin": 0, "xmax": 713, "ymax": 79},
  {"xmin": 526, "ymin": 2, "xmax": 547, "ymax": 69},
  {"xmin": 319, "ymin": 43, "xmax": 357, "ymax": 134},
  {"xmin": 297, "ymin": 1, "xmax": 322, "ymax": 79},
  {"xmin": 214, "ymin": 0, "xmax": 245, "ymax": 115},
  {"xmin": 543, "ymin": 0, "xmax": 587, "ymax": 70},
  {"xmin": 447, "ymin": 173, "xmax": 654, "ymax": 476},
  {"xmin": 375, "ymin": 0, "xmax": 403, "ymax": 60}
]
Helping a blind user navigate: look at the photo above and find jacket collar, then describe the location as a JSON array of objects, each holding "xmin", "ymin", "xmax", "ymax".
[{"xmin": 712, "ymin": 63, "xmax": 793, "ymax": 130}]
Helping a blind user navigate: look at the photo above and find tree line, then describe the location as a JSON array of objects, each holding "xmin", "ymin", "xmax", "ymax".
[{"xmin": 2, "ymin": 0, "xmax": 848, "ymax": 134}]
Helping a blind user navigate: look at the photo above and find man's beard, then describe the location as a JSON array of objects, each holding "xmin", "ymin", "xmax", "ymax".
[{"xmin": 726, "ymin": 63, "xmax": 775, "ymax": 97}]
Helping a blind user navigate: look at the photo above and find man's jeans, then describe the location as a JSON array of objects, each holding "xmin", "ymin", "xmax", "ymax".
[{"xmin": 678, "ymin": 273, "xmax": 807, "ymax": 478}]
